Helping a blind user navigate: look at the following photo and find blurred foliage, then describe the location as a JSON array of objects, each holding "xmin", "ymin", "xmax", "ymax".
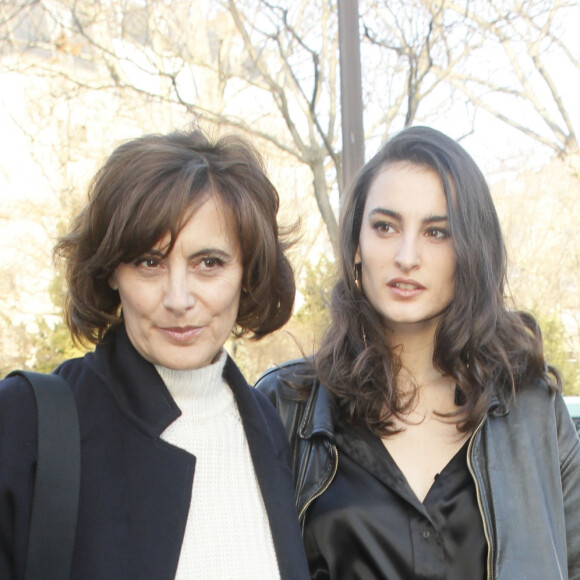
[
  {"xmin": 0, "ymin": 313, "xmax": 31, "ymax": 377},
  {"xmin": 293, "ymin": 255, "xmax": 334, "ymax": 343},
  {"xmin": 32, "ymin": 317, "xmax": 86, "ymax": 373},
  {"xmin": 0, "ymin": 266, "xmax": 86, "ymax": 376},
  {"xmin": 32, "ymin": 265, "xmax": 87, "ymax": 373},
  {"xmin": 0, "ymin": 315, "xmax": 85, "ymax": 377},
  {"xmin": 533, "ymin": 310, "xmax": 580, "ymax": 396},
  {"xmin": 230, "ymin": 255, "xmax": 334, "ymax": 384}
]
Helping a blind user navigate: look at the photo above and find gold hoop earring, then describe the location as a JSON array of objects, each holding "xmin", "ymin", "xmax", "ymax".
[
  {"xmin": 354, "ymin": 262, "xmax": 362, "ymax": 292},
  {"xmin": 354, "ymin": 262, "xmax": 367, "ymax": 348}
]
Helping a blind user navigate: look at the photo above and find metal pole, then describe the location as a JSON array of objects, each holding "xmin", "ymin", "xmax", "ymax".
[{"xmin": 338, "ymin": 0, "xmax": 364, "ymax": 195}]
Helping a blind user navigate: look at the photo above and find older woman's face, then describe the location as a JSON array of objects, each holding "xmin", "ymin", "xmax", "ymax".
[{"xmin": 109, "ymin": 196, "xmax": 243, "ymax": 370}]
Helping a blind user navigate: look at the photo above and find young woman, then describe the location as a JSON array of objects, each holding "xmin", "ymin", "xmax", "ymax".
[
  {"xmin": 257, "ymin": 126, "xmax": 580, "ymax": 579},
  {"xmin": 0, "ymin": 128, "xmax": 309, "ymax": 579}
]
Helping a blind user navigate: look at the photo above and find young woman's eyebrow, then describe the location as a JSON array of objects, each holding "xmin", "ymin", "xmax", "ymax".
[
  {"xmin": 368, "ymin": 208, "xmax": 448, "ymax": 224},
  {"xmin": 368, "ymin": 208, "xmax": 401, "ymax": 220},
  {"xmin": 423, "ymin": 214, "xmax": 449, "ymax": 224}
]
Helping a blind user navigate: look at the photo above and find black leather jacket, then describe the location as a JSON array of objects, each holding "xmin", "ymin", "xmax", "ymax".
[{"xmin": 256, "ymin": 360, "xmax": 580, "ymax": 580}]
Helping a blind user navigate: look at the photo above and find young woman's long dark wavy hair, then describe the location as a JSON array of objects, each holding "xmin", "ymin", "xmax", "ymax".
[{"xmin": 315, "ymin": 126, "xmax": 560, "ymax": 435}]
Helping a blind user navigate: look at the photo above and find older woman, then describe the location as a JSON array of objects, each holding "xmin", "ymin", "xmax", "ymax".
[{"xmin": 0, "ymin": 128, "xmax": 309, "ymax": 579}]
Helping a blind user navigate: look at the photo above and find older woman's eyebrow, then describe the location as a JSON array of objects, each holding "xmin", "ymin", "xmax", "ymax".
[
  {"xmin": 142, "ymin": 248, "xmax": 166, "ymax": 257},
  {"xmin": 188, "ymin": 248, "xmax": 236, "ymax": 260},
  {"xmin": 368, "ymin": 208, "xmax": 448, "ymax": 223},
  {"xmin": 146, "ymin": 246, "xmax": 235, "ymax": 260}
]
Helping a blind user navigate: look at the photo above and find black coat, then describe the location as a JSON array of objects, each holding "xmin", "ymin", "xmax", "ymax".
[
  {"xmin": 0, "ymin": 327, "xmax": 309, "ymax": 579},
  {"xmin": 256, "ymin": 360, "xmax": 580, "ymax": 579}
]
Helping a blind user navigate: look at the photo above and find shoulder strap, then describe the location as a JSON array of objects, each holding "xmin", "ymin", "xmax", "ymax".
[{"xmin": 9, "ymin": 371, "xmax": 81, "ymax": 580}]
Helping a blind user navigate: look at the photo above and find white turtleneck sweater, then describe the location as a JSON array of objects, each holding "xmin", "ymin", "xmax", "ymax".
[{"xmin": 156, "ymin": 352, "xmax": 281, "ymax": 580}]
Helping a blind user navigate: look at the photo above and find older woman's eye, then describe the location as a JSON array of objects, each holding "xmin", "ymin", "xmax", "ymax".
[
  {"xmin": 201, "ymin": 257, "xmax": 225, "ymax": 269},
  {"xmin": 135, "ymin": 257, "xmax": 161, "ymax": 269}
]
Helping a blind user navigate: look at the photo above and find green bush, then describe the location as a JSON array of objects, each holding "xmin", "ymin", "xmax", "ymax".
[{"xmin": 533, "ymin": 310, "xmax": 579, "ymax": 395}]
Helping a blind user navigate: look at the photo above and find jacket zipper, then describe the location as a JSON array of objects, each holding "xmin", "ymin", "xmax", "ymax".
[
  {"xmin": 467, "ymin": 416, "xmax": 493, "ymax": 580},
  {"xmin": 298, "ymin": 443, "xmax": 339, "ymax": 523}
]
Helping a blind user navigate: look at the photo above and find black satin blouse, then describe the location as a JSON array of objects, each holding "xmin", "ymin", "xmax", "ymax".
[{"xmin": 303, "ymin": 419, "xmax": 487, "ymax": 579}]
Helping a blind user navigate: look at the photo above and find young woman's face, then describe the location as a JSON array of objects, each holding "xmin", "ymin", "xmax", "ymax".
[
  {"xmin": 355, "ymin": 161, "xmax": 456, "ymax": 338},
  {"xmin": 109, "ymin": 195, "xmax": 243, "ymax": 370}
]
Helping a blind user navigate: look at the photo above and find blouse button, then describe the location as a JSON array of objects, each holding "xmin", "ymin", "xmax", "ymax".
[{"xmin": 421, "ymin": 530, "xmax": 431, "ymax": 540}]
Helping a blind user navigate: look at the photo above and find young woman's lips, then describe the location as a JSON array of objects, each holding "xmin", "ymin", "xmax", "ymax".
[
  {"xmin": 158, "ymin": 326, "xmax": 203, "ymax": 343},
  {"xmin": 388, "ymin": 279, "xmax": 426, "ymax": 298}
]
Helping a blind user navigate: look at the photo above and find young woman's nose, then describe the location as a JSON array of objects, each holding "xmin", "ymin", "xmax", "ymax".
[
  {"xmin": 163, "ymin": 269, "xmax": 195, "ymax": 314},
  {"xmin": 395, "ymin": 234, "xmax": 421, "ymax": 272}
]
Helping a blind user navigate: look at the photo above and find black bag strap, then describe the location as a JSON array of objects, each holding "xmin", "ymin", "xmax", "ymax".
[{"xmin": 9, "ymin": 371, "xmax": 80, "ymax": 580}]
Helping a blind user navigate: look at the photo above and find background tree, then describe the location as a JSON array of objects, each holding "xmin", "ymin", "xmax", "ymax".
[
  {"xmin": 232, "ymin": 253, "xmax": 334, "ymax": 383},
  {"xmin": 2, "ymin": 0, "xmax": 578, "ymax": 244},
  {"xmin": 492, "ymin": 155, "xmax": 580, "ymax": 393},
  {"xmin": 444, "ymin": 0, "xmax": 579, "ymax": 168},
  {"xmin": 1, "ymin": 0, "xmax": 579, "ymax": 389},
  {"xmin": 360, "ymin": 0, "xmax": 476, "ymax": 137},
  {"xmin": 533, "ymin": 310, "xmax": 580, "ymax": 395}
]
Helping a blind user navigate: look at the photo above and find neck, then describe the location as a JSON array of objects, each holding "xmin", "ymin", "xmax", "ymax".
[
  {"xmin": 386, "ymin": 323, "xmax": 438, "ymax": 384},
  {"xmin": 387, "ymin": 322, "xmax": 456, "ymax": 411}
]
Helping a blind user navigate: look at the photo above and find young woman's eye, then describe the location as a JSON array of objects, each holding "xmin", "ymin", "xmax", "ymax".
[
  {"xmin": 373, "ymin": 221, "xmax": 395, "ymax": 235},
  {"xmin": 426, "ymin": 227, "xmax": 449, "ymax": 239}
]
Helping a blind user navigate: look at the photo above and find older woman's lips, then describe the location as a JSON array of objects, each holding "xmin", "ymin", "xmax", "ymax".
[{"xmin": 158, "ymin": 326, "xmax": 203, "ymax": 342}]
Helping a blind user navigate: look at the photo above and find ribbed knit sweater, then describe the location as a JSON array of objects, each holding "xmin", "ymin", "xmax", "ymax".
[{"xmin": 156, "ymin": 352, "xmax": 280, "ymax": 579}]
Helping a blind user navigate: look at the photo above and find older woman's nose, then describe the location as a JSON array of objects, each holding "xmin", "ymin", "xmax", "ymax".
[{"xmin": 163, "ymin": 270, "xmax": 195, "ymax": 314}]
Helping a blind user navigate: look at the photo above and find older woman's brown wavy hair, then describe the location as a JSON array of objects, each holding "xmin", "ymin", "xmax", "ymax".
[
  {"xmin": 315, "ymin": 126, "xmax": 560, "ymax": 436},
  {"xmin": 55, "ymin": 128, "xmax": 295, "ymax": 346}
]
